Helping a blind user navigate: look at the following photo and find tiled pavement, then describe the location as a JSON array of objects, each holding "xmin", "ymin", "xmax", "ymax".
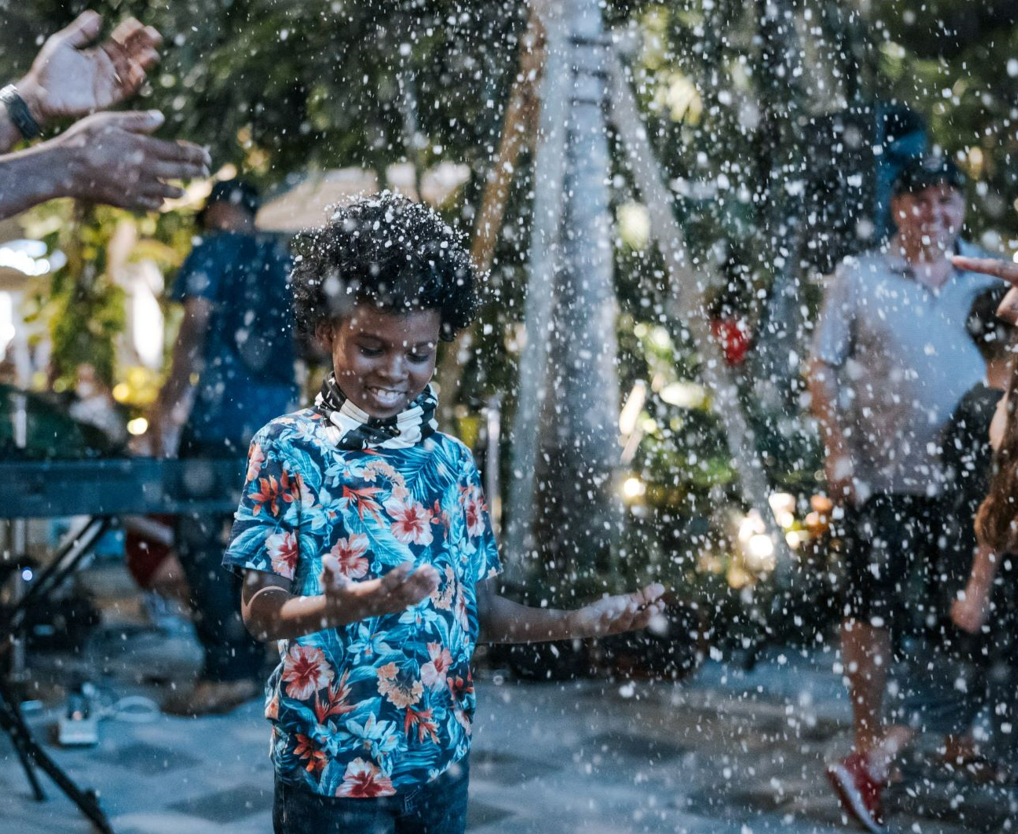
[{"xmin": 3, "ymin": 618, "xmax": 1017, "ymax": 833}]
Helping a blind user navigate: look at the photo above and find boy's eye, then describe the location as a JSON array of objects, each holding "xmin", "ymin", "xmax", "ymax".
[
  {"xmin": 408, "ymin": 351, "xmax": 433, "ymax": 364},
  {"xmin": 358, "ymin": 346, "xmax": 383, "ymax": 357}
]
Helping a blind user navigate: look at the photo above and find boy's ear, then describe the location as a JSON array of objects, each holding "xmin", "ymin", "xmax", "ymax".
[{"xmin": 315, "ymin": 320, "xmax": 334, "ymax": 348}]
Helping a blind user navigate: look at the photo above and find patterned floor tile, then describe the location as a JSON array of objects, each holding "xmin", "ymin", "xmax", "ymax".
[
  {"xmin": 470, "ymin": 748, "xmax": 561, "ymax": 785},
  {"xmin": 166, "ymin": 783, "xmax": 273, "ymax": 823},
  {"xmin": 94, "ymin": 741, "xmax": 201, "ymax": 775},
  {"xmin": 583, "ymin": 731, "xmax": 689, "ymax": 763},
  {"xmin": 465, "ymin": 798, "xmax": 515, "ymax": 830}
]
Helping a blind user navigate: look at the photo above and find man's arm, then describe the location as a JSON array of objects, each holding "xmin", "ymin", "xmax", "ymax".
[
  {"xmin": 808, "ymin": 358, "xmax": 854, "ymax": 503},
  {"xmin": 475, "ymin": 578, "xmax": 665, "ymax": 644},
  {"xmin": 147, "ymin": 295, "xmax": 212, "ymax": 454},
  {"xmin": 0, "ymin": 142, "xmax": 72, "ymax": 217},
  {"xmin": 0, "ymin": 110, "xmax": 209, "ymax": 221}
]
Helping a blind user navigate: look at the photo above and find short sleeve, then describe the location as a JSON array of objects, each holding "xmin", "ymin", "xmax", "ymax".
[
  {"xmin": 811, "ymin": 263, "xmax": 857, "ymax": 368},
  {"xmin": 223, "ymin": 426, "xmax": 303, "ymax": 580},
  {"xmin": 170, "ymin": 236, "xmax": 225, "ymax": 304},
  {"xmin": 458, "ymin": 450, "xmax": 502, "ymax": 582}
]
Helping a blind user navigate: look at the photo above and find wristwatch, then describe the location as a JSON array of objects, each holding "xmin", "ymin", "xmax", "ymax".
[{"xmin": 0, "ymin": 85, "xmax": 41, "ymax": 140}]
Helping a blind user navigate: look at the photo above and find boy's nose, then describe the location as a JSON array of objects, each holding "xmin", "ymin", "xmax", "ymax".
[{"xmin": 379, "ymin": 354, "xmax": 406, "ymax": 380}]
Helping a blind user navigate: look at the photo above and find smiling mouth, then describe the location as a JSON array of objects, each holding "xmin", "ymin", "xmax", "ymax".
[{"xmin": 366, "ymin": 386, "xmax": 407, "ymax": 405}]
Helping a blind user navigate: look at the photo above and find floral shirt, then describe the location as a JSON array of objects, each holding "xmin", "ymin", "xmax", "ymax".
[{"xmin": 223, "ymin": 408, "xmax": 501, "ymax": 798}]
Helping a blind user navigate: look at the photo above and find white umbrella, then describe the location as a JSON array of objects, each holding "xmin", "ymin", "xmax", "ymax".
[{"xmin": 256, "ymin": 162, "xmax": 471, "ymax": 233}]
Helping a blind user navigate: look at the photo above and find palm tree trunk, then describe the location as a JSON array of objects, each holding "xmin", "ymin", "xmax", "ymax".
[{"xmin": 503, "ymin": 4, "xmax": 572, "ymax": 587}]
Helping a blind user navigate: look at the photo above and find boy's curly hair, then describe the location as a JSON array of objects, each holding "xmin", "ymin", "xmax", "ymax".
[{"xmin": 291, "ymin": 191, "xmax": 478, "ymax": 342}]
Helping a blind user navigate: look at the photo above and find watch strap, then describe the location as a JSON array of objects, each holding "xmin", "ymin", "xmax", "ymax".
[{"xmin": 0, "ymin": 85, "xmax": 41, "ymax": 140}]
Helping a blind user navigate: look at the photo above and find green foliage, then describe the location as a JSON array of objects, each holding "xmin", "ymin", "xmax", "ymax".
[{"xmin": 20, "ymin": 199, "xmax": 196, "ymax": 392}]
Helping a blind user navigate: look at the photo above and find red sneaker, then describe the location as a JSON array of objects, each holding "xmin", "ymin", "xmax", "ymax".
[{"xmin": 826, "ymin": 752, "xmax": 886, "ymax": 832}]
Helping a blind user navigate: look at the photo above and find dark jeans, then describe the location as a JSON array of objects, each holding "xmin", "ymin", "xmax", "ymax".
[
  {"xmin": 176, "ymin": 434, "xmax": 263, "ymax": 683},
  {"xmin": 273, "ymin": 759, "xmax": 470, "ymax": 834}
]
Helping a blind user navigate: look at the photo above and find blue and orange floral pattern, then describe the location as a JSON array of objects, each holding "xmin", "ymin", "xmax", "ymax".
[{"xmin": 224, "ymin": 409, "xmax": 501, "ymax": 798}]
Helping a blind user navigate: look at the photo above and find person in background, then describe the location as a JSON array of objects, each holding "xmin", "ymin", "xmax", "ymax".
[
  {"xmin": 149, "ymin": 180, "xmax": 298, "ymax": 715},
  {"xmin": 808, "ymin": 154, "xmax": 997, "ymax": 832},
  {"xmin": 928, "ymin": 286, "xmax": 1013, "ymax": 781},
  {"xmin": 950, "ymin": 253, "xmax": 1018, "ymax": 645},
  {"xmin": 0, "ymin": 11, "xmax": 209, "ymax": 219}
]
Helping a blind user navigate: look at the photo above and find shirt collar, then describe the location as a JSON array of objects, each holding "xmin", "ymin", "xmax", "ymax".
[{"xmin": 314, "ymin": 373, "xmax": 438, "ymax": 451}]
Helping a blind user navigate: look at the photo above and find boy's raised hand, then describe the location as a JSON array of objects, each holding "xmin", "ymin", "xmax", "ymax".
[
  {"xmin": 570, "ymin": 583, "xmax": 667, "ymax": 637},
  {"xmin": 320, "ymin": 556, "xmax": 440, "ymax": 624}
]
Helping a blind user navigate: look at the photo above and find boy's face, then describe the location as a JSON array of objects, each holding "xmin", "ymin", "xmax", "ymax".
[{"xmin": 319, "ymin": 304, "xmax": 442, "ymax": 419}]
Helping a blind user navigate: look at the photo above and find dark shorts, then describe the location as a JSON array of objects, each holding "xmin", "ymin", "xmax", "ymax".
[
  {"xmin": 273, "ymin": 758, "xmax": 469, "ymax": 834},
  {"xmin": 841, "ymin": 493, "xmax": 945, "ymax": 631}
]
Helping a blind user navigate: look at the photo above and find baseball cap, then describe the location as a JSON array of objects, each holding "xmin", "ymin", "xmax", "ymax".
[{"xmin": 892, "ymin": 154, "xmax": 966, "ymax": 196}]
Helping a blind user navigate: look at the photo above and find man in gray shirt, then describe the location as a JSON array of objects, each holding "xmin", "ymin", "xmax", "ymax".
[{"xmin": 809, "ymin": 154, "xmax": 996, "ymax": 831}]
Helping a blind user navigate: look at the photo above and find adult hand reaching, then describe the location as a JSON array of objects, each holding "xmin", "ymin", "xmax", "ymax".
[
  {"xmin": 18, "ymin": 11, "xmax": 162, "ymax": 125},
  {"xmin": 952, "ymin": 254, "xmax": 1018, "ymax": 324},
  {"xmin": 53, "ymin": 110, "xmax": 209, "ymax": 211},
  {"xmin": 0, "ymin": 110, "xmax": 210, "ymax": 220}
]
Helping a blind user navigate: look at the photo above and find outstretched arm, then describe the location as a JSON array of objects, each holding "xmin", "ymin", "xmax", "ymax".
[
  {"xmin": 0, "ymin": 110, "xmax": 209, "ymax": 220},
  {"xmin": 241, "ymin": 558, "xmax": 440, "ymax": 642},
  {"xmin": 476, "ymin": 579, "xmax": 666, "ymax": 644}
]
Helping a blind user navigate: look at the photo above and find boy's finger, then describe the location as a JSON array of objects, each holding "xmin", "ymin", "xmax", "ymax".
[
  {"xmin": 636, "ymin": 583, "xmax": 666, "ymax": 606},
  {"xmin": 412, "ymin": 564, "xmax": 440, "ymax": 587},
  {"xmin": 320, "ymin": 555, "xmax": 345, "ymax": 589},
  {"xmin": 634, "ymin": 604, "xmax": 663, "ymax": 629},
  {"xmin": 379, "ymin": 563, "xmax": 413, "ymax": 594},
  {"xmin": 403, "ymin": 567, "xmax": 440, "ymax": 598}
]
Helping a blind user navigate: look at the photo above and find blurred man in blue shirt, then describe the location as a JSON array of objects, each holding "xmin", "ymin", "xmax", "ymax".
[{"xmin": 150, "ymin": 180, "xmax": 298, "ymax": 715}]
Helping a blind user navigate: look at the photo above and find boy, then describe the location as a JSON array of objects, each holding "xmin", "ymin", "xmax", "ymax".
[{"xmin": 223, "ymin": 193, "xmax": 665, "ymax": 833}]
